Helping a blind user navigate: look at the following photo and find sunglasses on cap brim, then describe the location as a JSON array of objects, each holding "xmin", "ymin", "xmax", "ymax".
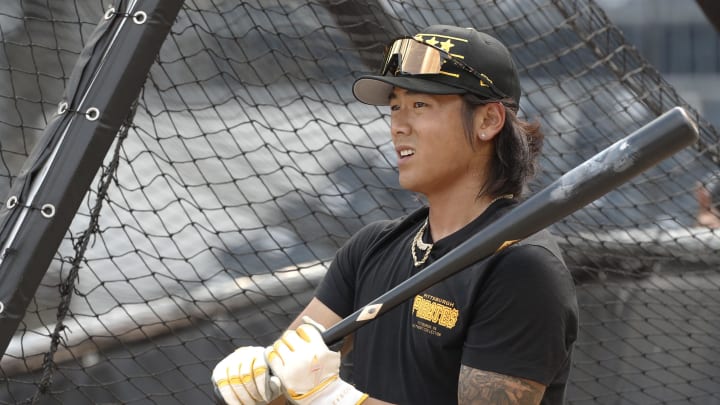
[{"xmin": 380, "ymin": 36, "xmax": 510, "ymax": 101}]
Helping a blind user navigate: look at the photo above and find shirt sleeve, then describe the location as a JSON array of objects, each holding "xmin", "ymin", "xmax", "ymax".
[
  {"xmin": 315, "ymin": 221, "xmax": 391, "ymax": 318},
  {"xmin": 461, "ymin": 244, "xmax": 579, "ymax": 385}
]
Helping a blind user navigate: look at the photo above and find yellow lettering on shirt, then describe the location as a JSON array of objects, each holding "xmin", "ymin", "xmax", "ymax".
[{"xmin": 412, "ymin": 294, "xmax": 459, "ymax": 331}]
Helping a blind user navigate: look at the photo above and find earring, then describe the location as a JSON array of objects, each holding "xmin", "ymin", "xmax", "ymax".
[{"xmin": 480, "ymin": 133, "xmax": 486, "ymax": 139}]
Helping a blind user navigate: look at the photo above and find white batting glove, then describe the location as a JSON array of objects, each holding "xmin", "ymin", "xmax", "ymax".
[
  {"xmin": 265, "ymin": 317, "xmax": 368, "ymax": 405},
  {"xmin": 212, "ymin": 346, "xmax": 282, "ymax": 405}
]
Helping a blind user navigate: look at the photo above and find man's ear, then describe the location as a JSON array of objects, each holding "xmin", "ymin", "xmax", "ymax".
[{"xmin": 474, "ymin": 102, "xmax": 506, "ymax": 142}]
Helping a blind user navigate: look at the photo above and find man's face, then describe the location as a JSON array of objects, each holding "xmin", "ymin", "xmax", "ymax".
[{"xmin": 388, "ymin": 88, "xmax": 489, "ymax": 196}]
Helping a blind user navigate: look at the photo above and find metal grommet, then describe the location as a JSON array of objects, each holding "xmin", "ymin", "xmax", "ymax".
[
  {"xmin": 41, "ymin": 204, "xmax": 55, "ymax": 218},
  {"xmin": 133, "ymin": 11, "xmax": 147, "ymax": 24},
  {"xmin": 85, "ymin": 107, "xmax": 100, "ymax": 121},
  {"xmin": 58, "ymin": 101, "xmax": 68, "ymax": 115},
  {"xmin": 6, "ymin": 196, "xmax": 18, "ymax": 209},
  {"xmin": 104, "ymin": 7, "xmax": 115, "ymax": 20}
]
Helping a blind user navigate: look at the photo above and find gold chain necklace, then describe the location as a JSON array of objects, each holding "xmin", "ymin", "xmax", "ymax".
[
  {"xmin": 411, "ymin": 219, "xmax": 433, "ymax": 267},
  {"xmin": 410, "ymin": 194, "xmax": 513, "ymax": 268}
]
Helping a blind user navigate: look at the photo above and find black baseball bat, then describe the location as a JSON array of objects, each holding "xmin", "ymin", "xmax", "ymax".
[
  {"xmin": 321, "ymin": 106, "xmax": 698, "ymax": 344},
  {"xmin": 213, "ymin": 106, "xmax": 698, "ymax": 402}
]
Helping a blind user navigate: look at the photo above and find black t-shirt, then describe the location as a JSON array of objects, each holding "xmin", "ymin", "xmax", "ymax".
[{"xmin": 316, "ymin": 200, "xmax": 579, "ymax": 405}]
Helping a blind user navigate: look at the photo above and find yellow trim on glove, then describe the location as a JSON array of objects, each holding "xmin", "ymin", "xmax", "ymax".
[{"xmin": 288, "ymin": 375, "xmax": 339, "ymax": 400}]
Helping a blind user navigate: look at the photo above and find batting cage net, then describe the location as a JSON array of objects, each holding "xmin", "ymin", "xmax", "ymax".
[{"xmin": 1, "ymin": 0, "xmax": 719, "ymax": 404}]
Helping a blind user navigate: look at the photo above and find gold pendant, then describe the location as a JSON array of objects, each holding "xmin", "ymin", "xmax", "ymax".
[{"xmin": 411, "ymin": 219, "xmax": 433, "ymax": 267}]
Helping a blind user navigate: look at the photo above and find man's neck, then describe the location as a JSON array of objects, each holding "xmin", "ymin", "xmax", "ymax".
[{"xmin": 425, "ymin": 191, "xmax": 501, "ymax": 242}]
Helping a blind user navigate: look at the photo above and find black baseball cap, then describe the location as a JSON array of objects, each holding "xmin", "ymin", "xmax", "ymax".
[{"xmin": 353, "ymin": 25, "xmax": 521, "ymax": 107}]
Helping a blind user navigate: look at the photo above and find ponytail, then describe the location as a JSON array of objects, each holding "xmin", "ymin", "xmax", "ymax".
[{"xmin": 461, "ymin": 93, "xmax": 544, "ymax": 198}]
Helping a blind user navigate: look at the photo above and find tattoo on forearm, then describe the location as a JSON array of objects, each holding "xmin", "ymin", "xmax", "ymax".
[{"xmin": 458, "ymin": 365, "xmax": 544, "ymax": 405}]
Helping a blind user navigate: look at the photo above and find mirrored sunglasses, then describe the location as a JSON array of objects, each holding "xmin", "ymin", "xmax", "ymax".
[{"xmin": 380, "ymin": 36, "xmax": 510, "ymax": 101}]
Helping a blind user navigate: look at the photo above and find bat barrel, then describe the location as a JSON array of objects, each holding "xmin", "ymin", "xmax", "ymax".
[{"xmin": 538, "ymin": 106, "xmax": 698, "ymax": 218}]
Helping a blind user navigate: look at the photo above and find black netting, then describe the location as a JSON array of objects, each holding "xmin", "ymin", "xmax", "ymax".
[{"xmin": 0, "ymin": 0, "xmax": 718, "ymax": 404}]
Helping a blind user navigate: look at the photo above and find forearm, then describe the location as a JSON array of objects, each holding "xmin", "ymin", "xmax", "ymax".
[{"xmin": 458, "ymin": 366, "xmax": 545, "ymax": 405}]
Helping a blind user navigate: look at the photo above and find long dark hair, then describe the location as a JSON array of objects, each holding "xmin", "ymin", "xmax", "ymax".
[{"xmin": 461, "ymin": 93, "xmax": 544, "ymax": 198}]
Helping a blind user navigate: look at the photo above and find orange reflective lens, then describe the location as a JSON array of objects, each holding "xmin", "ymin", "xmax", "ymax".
[{"xmin": 381, "ymin": 37, "xmax": 445, "ymax": 76}]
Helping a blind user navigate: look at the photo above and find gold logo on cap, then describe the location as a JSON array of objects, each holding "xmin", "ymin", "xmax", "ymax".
[
  {"xmin": 479, "ymin": 73, "xmax": 494, "ymax": 88},
  {"xmin": 414, "ymin": 33, "xmax": 468, "ymax": 78},
  {"xmin": 414, "ymin": 33, "xmax": 467, "ymax": 59},
  {"xmin": 439, "ymin": 39, "xmax": 455, "ymax": 53},
  {"xmin": 414, "ymin": 32, "xmax": 497, "ymax": 88},
  {"xmin": 421, "ymin": 35, "xmax": 440, "ymax": 47}
]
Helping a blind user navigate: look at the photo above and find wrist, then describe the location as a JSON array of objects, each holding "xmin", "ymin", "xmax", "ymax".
[{"xmin": 288, "ymin": 377, "xmax": 367, "ymax": 405}]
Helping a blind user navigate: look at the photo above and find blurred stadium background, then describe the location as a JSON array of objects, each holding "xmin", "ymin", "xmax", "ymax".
[{"xmin": 0, "ymin": 0, "xmax": 718, "ymax": 403}]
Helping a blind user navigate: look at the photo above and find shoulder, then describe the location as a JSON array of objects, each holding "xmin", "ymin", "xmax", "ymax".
[
  {"xmin": 482, "ymin": 232, "xmax": 578, "ymax": 316},
  {"xmin": 495, "ymin": 230, "xmax": 568, "ymax": 280}
]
